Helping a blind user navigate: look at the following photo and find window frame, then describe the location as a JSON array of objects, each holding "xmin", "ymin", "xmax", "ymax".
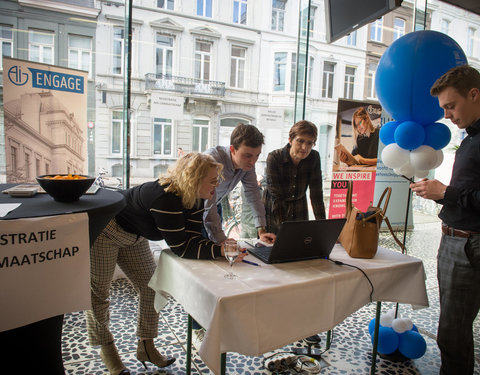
[
  {"xmin": 369, "ymin": 17, "xmax": 383, "ymax": 42},
  {"xmin": 197, "ymin": 0, "xmax": 212, "ymax": 17},
  {"xmin": 153, "ymin": 117, "xmax": 173, "ymax": 156},
  {"xmin": 321, "ymin": 61, "xmax": 335, "ymax": 99},
  {"xmin": 344, "ymin": 66, "xmax": 356, "ymax": 99},
  {"xmin": 271, "ymin": 0, "xmax": 286, "ymax": 32},
  {"xmin": 155, "ymin": 33, "xmax": 174, "ymax": 77},
  {"xmin": 233, "ymin": 0, "xmax": 247, "ymax": 25},
  {"xmin": 195, "ymin": 40, "xmax": 212, "ymax": 81},
  {"xmin": 0, "ymin": 24, "xmax": 13, "ymax": 71},
  {"xmin": 192, "ymin": 118, "xmax": 210, "ymax": 152},
  {"xmin": 28, "ymin": 29, "xmax": 54, "ymax": 65},
  {"xmin": 230, "ymin": 45, "xmax": 246, "ymax": 89},
  {"xmin": 68, "ymin": 34, "xmax": 93, "ymax": 78}
]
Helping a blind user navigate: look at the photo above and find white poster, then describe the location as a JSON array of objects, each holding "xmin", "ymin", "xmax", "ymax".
[
  {"xmin": 0, "ymin": 213, "xmax": 90, "ymax": 331},
  {"xmin": 3, "ymin": 57, "xmax": 89, "ymax": 183},
  {"xmin": 150, "ymin": 92, "xmax": 184, "ymax": 120}
]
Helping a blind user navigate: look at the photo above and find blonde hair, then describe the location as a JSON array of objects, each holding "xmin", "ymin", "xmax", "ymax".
[
  {"xmin": 352, "ymin": 107, "xmax": 376, "ymax": 145},
  {"xmin": 159, "ymin": 152, "xmax": 223, "ymax": 209}
]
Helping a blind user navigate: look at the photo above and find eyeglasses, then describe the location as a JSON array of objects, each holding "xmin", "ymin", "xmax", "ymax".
[{"xmin": 294, "ymin": 138, "xmax": 316, "ymax": 147}]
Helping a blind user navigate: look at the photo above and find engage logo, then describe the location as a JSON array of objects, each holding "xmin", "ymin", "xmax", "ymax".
[{"xmin": 8, "ymin": 65, "xmax": 29, "ymax": 86}]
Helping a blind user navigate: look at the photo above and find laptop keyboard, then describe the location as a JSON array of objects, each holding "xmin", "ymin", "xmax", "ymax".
[{"xmin": 249, "ymin": 246, "xmax": 272, "ymax": 263}]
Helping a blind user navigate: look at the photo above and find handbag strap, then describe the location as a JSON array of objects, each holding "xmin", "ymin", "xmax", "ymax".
[
  {"xmin": 345, "ymin": 180, "xmax": 353, "ymax": 216},
  {"xmin": 383, "ymin": 215, "xmax": 407, "ymax": 253},
  {"xmin": 375, "ymin": 187, "xmax": 392, "ymax": 215}
]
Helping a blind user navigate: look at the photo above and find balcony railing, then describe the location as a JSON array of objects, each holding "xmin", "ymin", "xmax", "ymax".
[{"xmin": 145, "ymin": 73, "xmax": 225, "ymax": 97}]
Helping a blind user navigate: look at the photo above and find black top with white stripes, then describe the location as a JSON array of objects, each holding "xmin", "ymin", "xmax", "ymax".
[{"xmin": 116, "ymin": 180, "xmax": 222, "ymax": 259}]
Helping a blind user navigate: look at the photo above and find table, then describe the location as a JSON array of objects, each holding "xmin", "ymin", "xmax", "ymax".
[
  {"xmin": 0, "ymin": 184, "xmax": 126, "ymax": 374},
  {"xmin": 149, "ymin": 245, "xmax": 429, "ymax": 375}
]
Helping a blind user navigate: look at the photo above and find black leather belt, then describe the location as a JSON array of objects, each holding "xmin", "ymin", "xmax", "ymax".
[{"xmin": 442, "ymin": 224, "xmax": 480, "ymax": 238}]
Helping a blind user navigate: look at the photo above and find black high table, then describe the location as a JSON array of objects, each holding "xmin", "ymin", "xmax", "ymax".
[{"xmin": 0, "ymin": 185, "xmax": 126, "ymax": 374}]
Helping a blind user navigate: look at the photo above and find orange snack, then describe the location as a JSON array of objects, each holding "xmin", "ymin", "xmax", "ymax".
[{"xmin": 43, "ymin": 174, "xmax": 87, "ymax": 180}]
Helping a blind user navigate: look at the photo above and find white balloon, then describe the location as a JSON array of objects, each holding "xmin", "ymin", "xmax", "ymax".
[
  {"xmin": 380, "ymin": 313, "xmax": 394, "ymax": 327},
  {"xmin": 433, "ymin": 149, "xmax": 444, "ymax": 169},
  {"xmin": 392, "ymin": 318, "xmax": 410, "ymax": 334},
  {"xmin": 410, "ymin": 145, "xmax": 438, "ymax": 171},
  {"xmin": 381, "ymin": 143, "xmax": 410, "ymax": 169},
  {"xmin": 414, "ymin": 169, "xmax": 429, "ymax": 179},
  {"xmin": 395, "ymin": 161, "xmax": 415, "ymax": 178},
  {"xmin": 403, "ymin": 318, "xmax": 414, "ymax": 331}
]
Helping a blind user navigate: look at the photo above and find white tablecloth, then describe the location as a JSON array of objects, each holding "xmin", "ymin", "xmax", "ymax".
[{"xmin": 149, "ymin": 244, "xmax": 429, "ymax": 375}]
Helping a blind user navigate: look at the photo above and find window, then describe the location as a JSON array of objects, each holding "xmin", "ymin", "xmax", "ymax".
[
  {"xmin": 157, "ymin": 0, "xmax": 174, "ymax": 10},
  {"xmin": 197, "ymin": 0, "xmax": 212, "ymax": 17},
  {"xmin": 36, "ymin": 158, "xmax": 41, "ymax": 176},
  {"xmin": 307, "ymin": 56, "xmax": 314, "ymax": 96},
  {"xmin": 113, "ymin": 26, "xmax": 124, "ymax": 75},
  {"xmin": 68, "ymin": 35, "xmax": 92, "ymax": 77},
  {"xmin": 309, "ymin": 6, "xmax": 317, "ymax": 34},
  {"xmin": 301, "ymin": 5, "xmax": 316, "ymax": 37},
  {"xmin": 112, "ymin": 111, "xmax": 123, "ymax": 154},
  {"xmin": 367, "ymin": 63, "xmax": 377, "ymax": 99},
  {"xmin": 233, "ymin": 0, "xmax": 247, "ymax": 25},
  {"xmin": 192, "ymin": 119, "xmax": 209, "ymax": 152},
  {"xmin": 29, "ymin": 29, "xmax": 54, "ymax": 64},
  {"xmin": 10, "ymin": 146, "xmax": 17, "ymax": 174},
  {"xmin": 344, "ymin": 66, "xmax": 356, "ymax": 99},
  {"xmin": 0, "ymin": 25, "xmax": 13, "ymax": 70},
  {"xmin": 274, "ymin": 52, "xmax": 287, "ymax": 91},
  {"xmin": 346, "ymin": 31, "xmax": 357, "ymax": 46},
  {"xmin": 271, "ymin": 0, "xmax": 286, "ymax": 32},
  {"xmin": 467, "ymin": 28, "xmax": 476, "ymax": 57},
  {"xmin": 370, "ymin": 17, "xmax": 383, "ymax": 42},
  {"xmin": 156, "ymin": 34, "xmax": 173, "ymax": 77},
  {"xmin": 153, "ymin": 118, "xmax": 172, "ymax": 155},
  {"xmin": 322, "ymin": 61, "xmax": 335, "ymax": 98},
  {"xmin": 24, "ymin": 153, "xmax": 30, "ymax": 179},
  {"xmin": 290, "ymin": 53, "xmax": 297, "ymax": 92},
  {"xmin": 195, "ymin": 41, "xmax": 211, "ymax": 81},
  {"xmin": 441, "ymin": 19, "xmax": 450, "ymax": 35},
  {"xmin": 393, "ymin": 18, "xmax": 405, "ymax": 41},
  {"xmin": 230, "ymin": 46, "xmax": 246, "ymax": 88}
]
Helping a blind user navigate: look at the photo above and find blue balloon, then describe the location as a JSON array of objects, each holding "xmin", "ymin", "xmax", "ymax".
[
  {"xmin": 375, "ymin": 30, "xmax": 467, "ymax": 125},
  {"xmin": 372, "ymin": 326, "xmax": 399, "ymax": 355},
  {"xmin": 423, "ymin": 122, "xmax": 451, "ymax": 150},
  {"xmin": 398, "ymin": 330, "xmax": 427, "ymax": 359},
  {"xmin": 380, "ymin": 121, "xmax": 400, "ymax": 145},
  {"xmin": 394, "ymin": 121, "xmax": 425, "ymax": 150}
]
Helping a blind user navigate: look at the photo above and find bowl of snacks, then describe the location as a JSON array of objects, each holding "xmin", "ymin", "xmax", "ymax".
[{"xmin": 36, "ymin": 174, "xmax": 95, "ymax": 202}]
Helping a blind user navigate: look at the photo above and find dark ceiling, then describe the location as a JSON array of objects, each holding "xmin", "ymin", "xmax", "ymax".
[{"xmin": 440, "ymin": 0, "xmax": 480, "ymax": 15}]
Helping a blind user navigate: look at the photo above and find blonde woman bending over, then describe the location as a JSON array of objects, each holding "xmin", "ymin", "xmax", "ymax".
[{"xmin": 85, "ymin": 153, "xmax": 245, "ymax": 375}]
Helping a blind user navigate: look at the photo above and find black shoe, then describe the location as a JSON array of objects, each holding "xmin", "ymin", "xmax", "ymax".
[{"xmin": 304, "ymin": 334, "xmax": 321, "ymax": 345}]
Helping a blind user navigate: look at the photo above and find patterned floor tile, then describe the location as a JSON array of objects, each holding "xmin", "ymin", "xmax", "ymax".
[{"xmin": 62, "ymin": 219, "xmax": 480, "ymax": 374}]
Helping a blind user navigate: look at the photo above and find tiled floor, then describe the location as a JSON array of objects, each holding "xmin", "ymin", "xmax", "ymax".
[{"xmin": 62, "ymin": 213, "xmax": 480, "ymax": 374}]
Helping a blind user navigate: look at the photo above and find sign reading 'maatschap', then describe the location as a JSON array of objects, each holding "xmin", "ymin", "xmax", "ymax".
[{"xmin": 0, "ymin": 213, "xmax": 90, "ymax": 332}]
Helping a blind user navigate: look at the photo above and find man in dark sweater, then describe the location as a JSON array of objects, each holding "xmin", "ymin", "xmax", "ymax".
[{"xmin": 410, "ymin": 65, "xmax": 480, "ymax": 375}]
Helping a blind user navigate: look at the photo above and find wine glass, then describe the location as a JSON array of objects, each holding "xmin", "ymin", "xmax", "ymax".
[{"xmin": 224, "ymin": 239, "xmax": 239, "ymax": 279}]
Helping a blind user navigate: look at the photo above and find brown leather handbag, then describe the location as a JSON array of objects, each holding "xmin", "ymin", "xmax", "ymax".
[{"xmin": 339, "ymin": 181, "xmax": 405, "ymax": 258}]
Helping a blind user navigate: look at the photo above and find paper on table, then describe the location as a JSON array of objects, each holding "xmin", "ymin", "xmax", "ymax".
[{"xmin": 0, "ymin": 203, "xmax": 21, "ymax": 217}]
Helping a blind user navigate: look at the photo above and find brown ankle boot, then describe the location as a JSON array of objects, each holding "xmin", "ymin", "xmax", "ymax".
[
  {"xmin": 100, "ymin": 342, "xmax": 130, "ymax": 375},
  {"xmin": 136, "ymin": 339, "xmax": 176, "ymax": 370}
]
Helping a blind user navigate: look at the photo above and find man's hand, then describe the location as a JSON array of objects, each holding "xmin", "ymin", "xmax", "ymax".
[
  {"xmin": 410, "ymin": 178, "xmax": 447, "ymax": 201},
  {"xmin": 259, "ymin": 232, "xmax": 276, "ymax": 244}
]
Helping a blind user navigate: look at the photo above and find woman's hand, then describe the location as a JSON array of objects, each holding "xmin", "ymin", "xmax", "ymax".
[{"xmin": 220, "ymin": 240, "xmax": 248, "ymax": 262}]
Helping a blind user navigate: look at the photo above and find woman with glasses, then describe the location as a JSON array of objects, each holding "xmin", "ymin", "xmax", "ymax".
[
  {"xmin": 263, "ymin": 120, "xmax": 326, "ymax": 235},
  {"xmin": 339, "ymin": 107, "xmax": 379, "ymax": 166},
  {"xmin": 85, "ymin": 153, "xmax": 245, "ymax": 375}
]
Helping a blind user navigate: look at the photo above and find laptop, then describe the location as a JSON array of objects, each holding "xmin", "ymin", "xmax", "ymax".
[{"xmin": 248, "ymin": 218, "xmax": 346, "ymax": 264}]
